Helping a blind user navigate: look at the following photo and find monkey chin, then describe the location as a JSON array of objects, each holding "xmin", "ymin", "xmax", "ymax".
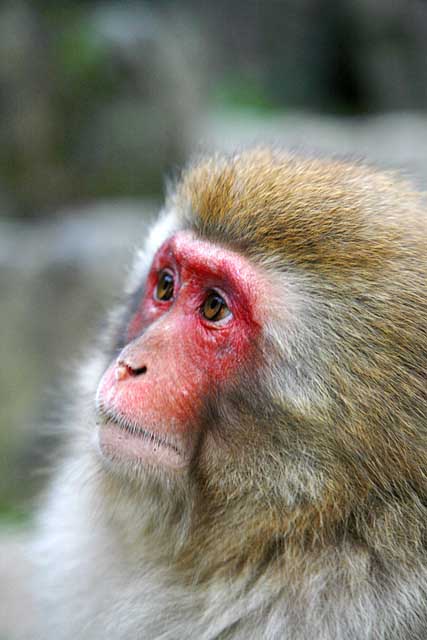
[{"xmin": 95, "ymin": 412, "xmax": 192, "ymax": 473}]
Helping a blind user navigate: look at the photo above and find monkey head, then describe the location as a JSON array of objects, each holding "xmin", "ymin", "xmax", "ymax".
[{"xmin": 94, "ymin": 149, "xmax": 427, "ymax": 540}]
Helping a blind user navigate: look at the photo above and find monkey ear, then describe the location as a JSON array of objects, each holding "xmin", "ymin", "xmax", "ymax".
[{"xmin": 126, "ymin": 209, "xmax": 180, "ymax": 295}]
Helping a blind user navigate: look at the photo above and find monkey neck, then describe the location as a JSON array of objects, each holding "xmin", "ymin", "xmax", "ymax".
[
  {"xmin": 86, "ymin": 449, "xmax": 427, "ymax": 589},
  {"xmin": 176, "ymin": 494, "xmax": 427, "ymax": 595}
]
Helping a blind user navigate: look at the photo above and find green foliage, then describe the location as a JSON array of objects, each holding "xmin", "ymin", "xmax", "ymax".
[
  {"xmin": 212, "ymin": 74, "xmax": 279, "ymax": 114},
  {"xmin": 0, "ymin": 502, "xmax": 32, "ymax": 529}
]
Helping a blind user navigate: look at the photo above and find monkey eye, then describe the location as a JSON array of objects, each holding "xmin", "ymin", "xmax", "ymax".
[
  {"xmin": 202, "ymin": 291, "xmax": 231, "ymax": 322},
  {"xmin": 155, "ymin": 270, "xmax": 174, "ymax": 301}
]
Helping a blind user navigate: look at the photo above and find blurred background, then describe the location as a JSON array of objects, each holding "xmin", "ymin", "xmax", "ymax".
[{"xmin": 1, "ymin": 0, "xmax": 427, "ymax": 531}]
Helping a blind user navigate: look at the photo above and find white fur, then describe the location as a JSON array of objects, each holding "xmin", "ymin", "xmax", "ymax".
[{"xmin": 126, "ymin": 208, "xmax": 181, "ymax": 295}]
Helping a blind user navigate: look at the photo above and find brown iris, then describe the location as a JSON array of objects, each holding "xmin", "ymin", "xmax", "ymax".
[
  {"xmin": 202, "ymin": 292, "xmax": 230, "ymax": 322},
  {"xmin": 156, "ymin": 270, "xmax": 174, "ymax": 301}
]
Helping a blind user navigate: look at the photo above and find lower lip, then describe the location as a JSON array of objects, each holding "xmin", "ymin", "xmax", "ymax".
[{"xmin": 97, "ymin": 419, "xmax": 188, "ymax": 470}]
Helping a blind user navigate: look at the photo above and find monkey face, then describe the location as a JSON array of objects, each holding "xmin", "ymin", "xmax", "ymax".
[{"xmin": 95, "ymin": 230, "xmax": 269, "ymax": 474}]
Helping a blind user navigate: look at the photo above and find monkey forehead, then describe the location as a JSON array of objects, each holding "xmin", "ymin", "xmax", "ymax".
[
  {"xmin": 174, "ymin": 149, "xmax": 424, "ymax": 271},
  {"xmin": 170, "ymin": 230, "xmax": 257, "ymax": 278},
  {"xmin": 157, "ymin": 230, "xmax": 275, "ymax": 316}
]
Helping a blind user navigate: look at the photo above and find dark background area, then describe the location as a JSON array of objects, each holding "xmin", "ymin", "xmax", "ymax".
[
  {"xmin": 1, "ymin": 0, "xmax": 427, "ymax": 218},
  {"xmin": 1, "ymin": 0, "xmax": 427, "ymax": 526}
]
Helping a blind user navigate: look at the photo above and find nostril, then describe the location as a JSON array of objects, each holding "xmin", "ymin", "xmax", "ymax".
[
  {"xmin": 116, "ymin": 362, "xmax": 147, "ymax": 380},
  {"xmin": 133, "ymin": 366, "xmax": 147, "ymax": 376}
]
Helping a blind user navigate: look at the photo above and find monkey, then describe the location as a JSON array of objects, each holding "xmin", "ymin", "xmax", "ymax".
[{"xmin": 32, "ymin": 148, "xmax": 427, "ymax": 640}]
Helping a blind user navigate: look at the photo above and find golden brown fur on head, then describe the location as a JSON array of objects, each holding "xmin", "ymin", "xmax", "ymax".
[{"xmin": 174, "ymin": 148, "xmax": 425, "ymax": 271}]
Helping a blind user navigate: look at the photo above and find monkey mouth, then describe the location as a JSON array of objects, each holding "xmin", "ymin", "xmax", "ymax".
[
  {"xmin": 102, "ymin": 410, "xmax": 182, "ymax": 453},
  {"xmin": 96, "ymin": 408, "xmax": 188, "ymax": 470}
]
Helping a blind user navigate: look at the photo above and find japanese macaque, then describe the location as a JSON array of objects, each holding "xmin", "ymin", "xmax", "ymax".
[{"xmin": 34, "ymin": 149, "xmax": 427, "ymax": 640}]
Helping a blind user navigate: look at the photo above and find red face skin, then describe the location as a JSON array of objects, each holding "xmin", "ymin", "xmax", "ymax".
[{"xmin": 96, "ymin": 231, "xmax": 265, "ymax": 471}]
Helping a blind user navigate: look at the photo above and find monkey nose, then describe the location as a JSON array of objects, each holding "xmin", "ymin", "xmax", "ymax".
[{"xmin": 115, "ymin": 362, "xmax": 147, "ymax": 380}]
